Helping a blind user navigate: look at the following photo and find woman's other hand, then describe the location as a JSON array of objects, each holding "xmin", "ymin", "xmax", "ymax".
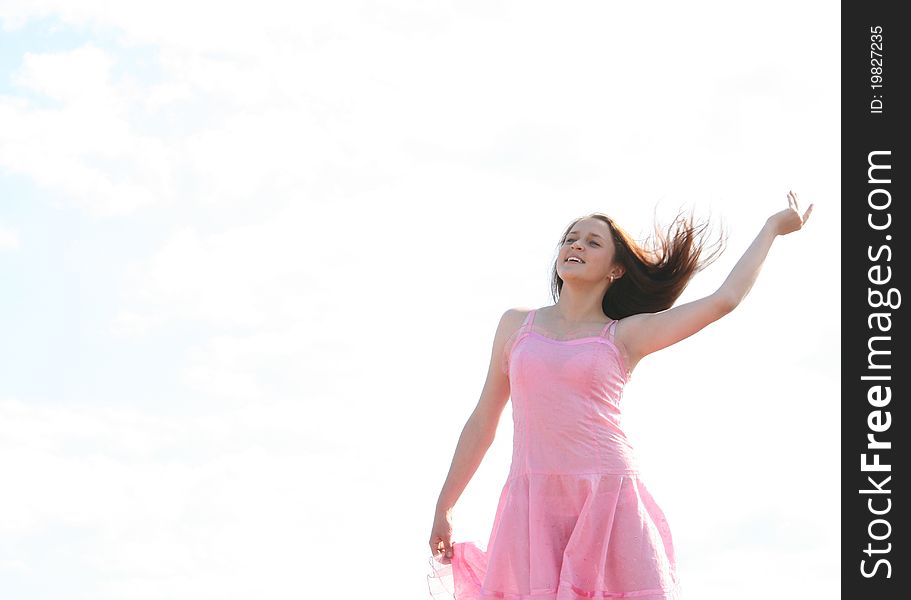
[
  {"xmin": 429, "ymin": 507, "xmax": 454, "ymax": 564},
  {"xmin": 768, "ymin": 190, "xmax": 814, "ymax": 236}
]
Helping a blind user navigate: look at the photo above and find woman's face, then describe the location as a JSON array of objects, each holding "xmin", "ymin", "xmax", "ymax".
[{"xmin": 557, "ymin": 218, "xmax": 620, "ymax": 283}]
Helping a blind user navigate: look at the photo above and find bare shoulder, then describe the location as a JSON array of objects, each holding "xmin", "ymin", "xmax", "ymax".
[
  {"xmin": 472, "ymin": 308, "xmax": 535, "ymax": 430},
  {"xmin": 497, "ymin": 307, "xmax": 534, "ymax": 342},
  {"xmin": 612, "ymin": 311, "xmax": 648, "ymax": 341},
  {"xmin": 489, "ymin": 307, "xmax": 534, "ymax": 360},
  {"xmin": 611, "ymin": 313, "xmax": 647, "ymax": 376},
  {"xmin": 481, "ymin": 308, "xmax": 533, "ymax": 394}
]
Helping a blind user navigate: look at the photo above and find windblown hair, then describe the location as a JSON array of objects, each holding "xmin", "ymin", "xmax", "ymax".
[{"xmin": 550, "ymin": 206, "xmax": 728, "ymax": 319}]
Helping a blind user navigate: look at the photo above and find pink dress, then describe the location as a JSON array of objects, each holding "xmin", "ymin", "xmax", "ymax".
[{"xmin": 428, "ymin": 308, "xmax": 681, "ymax": 600}]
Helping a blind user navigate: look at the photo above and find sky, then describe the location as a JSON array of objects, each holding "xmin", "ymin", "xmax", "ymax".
[{"xmin": 0, "ymin": 2, "xmax": 840, "ymax": 599}]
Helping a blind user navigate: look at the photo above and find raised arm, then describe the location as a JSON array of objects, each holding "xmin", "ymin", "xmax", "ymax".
[{"xmin": 618, "ymin": 191, "xmax": 814, "ymax": 362}]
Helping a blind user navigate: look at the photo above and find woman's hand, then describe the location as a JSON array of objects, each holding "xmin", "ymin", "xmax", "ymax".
[
  {"xmin": 429, "ymin": 507, "xmax": 454, "ymax": 564},
  {"xmin": 767, "ymin": 190, "xmax": 814, "ymax": 236}
]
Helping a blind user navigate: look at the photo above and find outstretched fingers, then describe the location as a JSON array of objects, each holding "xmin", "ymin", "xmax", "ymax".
[
  {"xmin": 802, "ymin": 202, "xmax": 814, "ymax": 223},
  {"xmin": 788, "ymin": 190, "xmax": 814, "ymax": 225}
]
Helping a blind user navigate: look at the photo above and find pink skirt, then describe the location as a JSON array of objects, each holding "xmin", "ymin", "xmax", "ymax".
[{"xmin": 427, "ymin": 472, "xmax": 682, "ymax": 600}]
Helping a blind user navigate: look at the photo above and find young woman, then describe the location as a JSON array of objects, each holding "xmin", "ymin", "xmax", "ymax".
[{"xmin": 426, "ymin": 191, "xmax": 814, "ymax": 600}]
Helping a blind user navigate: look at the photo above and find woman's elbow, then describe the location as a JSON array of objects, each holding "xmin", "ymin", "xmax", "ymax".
[
  {"xmin": 713, "ymin": 291, "xmax": 739, "ymax": 314},
  {"xmin": 469, "ymin": 404, "xmax": 502, "ymax": 443}
]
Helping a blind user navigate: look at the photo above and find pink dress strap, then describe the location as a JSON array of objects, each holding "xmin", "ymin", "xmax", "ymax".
[
  {"xmin": 600, "ymin": 318, "xmax": 618, "ymax": 339},
  {"xmin": 502, "ymin": 309, "xmax": 537, "ymax": 375}
]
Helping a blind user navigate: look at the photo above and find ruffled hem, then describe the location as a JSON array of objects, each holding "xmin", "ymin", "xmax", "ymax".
[
  {"xmin": 427, "ymin": 473, "xmax": 680, "ymax": 599},
  {"xmin": 427, "ymin": 548, "xmax": 683, "ymax": 599}
]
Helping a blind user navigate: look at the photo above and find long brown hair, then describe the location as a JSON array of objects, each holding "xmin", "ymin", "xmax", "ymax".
[{"xmin": 550, "ymin": 206, "xmax": 728, "ymax": 319}]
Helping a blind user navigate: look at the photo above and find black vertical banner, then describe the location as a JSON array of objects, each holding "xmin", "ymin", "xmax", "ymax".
[{"xmin": 842, "ymin": 3, "xmax": 907, "ymax": 599}]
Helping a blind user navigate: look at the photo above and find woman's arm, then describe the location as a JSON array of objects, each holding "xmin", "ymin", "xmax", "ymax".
[
  {"xmin": 429, "ymin": 309, "xmax": 519, "ymax": 560},
  {"xmin": 714, "ymin": 219, "xmax": 778, "ymax": 309},
  {"xmin": 717, "ymin": 190, "xmax": 815, "ymax": 308},
  {"xmin": 433, "ymin": 309, "xmax": 517, "ymax": 512},
  {"xmin": 617, "ymin": 191, "xmax": 814, "ymax": 362}
]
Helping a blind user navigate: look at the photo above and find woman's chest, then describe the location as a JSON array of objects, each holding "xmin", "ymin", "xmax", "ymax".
[{"xmin": 508, "ymin": 333, "xmax": 628, "ymax": 388}]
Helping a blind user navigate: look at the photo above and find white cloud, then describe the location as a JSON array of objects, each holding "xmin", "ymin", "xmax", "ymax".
[
  {"xmin": 0, "ymin": 2, "xmax": 839, "ymax": 598},
  {"xmin": 113, "ymin": 205, "xmax": 331, "ymax": 331},
  {"xmin": 0, "ymin": 395, "xmax": 362, "ymax": 596},
  {"xmin": 0, "ymin": 43, "xmax": 172, "ymax": 216},
  {"xmin": 0, "ymin": 223, "xmax": 20, "ymax": 250},
  {"xmin": 13, "ymin": 43, "xmax": 114, "ymax": 104}
]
